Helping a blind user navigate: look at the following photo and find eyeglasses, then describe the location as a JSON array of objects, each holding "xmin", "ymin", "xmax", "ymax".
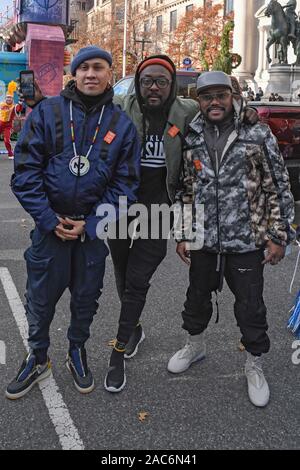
[
  {"xmin": 140, "ymin": 77, "xmax": 171, "ymax": 89},
  {"xmin": 198, "ymin": 91, "xmax": 232, "ymax": 103}
]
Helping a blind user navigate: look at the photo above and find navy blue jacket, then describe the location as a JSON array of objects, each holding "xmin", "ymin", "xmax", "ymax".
[{"xmin": 12, "ymin": 84, "xmax": 141, "ymax": 239}]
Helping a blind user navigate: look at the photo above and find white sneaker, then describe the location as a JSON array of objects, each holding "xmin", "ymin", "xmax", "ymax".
[
  {"xmin": 8, "ymin": 155, "xmax": 14, "ymax": 160},
  {"xmin": 167, "ymin": 333, "xmax": 206, "ymax": 374},
  {"xmin": 245, "ymin": 353, "xmax": 270, "ymax": 407}
]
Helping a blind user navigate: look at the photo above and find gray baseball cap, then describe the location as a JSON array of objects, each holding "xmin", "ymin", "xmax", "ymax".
[{"xmin": 197, "ymin": 71, "xmax": 233, "ymax": 94}]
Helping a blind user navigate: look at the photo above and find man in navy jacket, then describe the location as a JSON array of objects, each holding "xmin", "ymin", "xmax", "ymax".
[{"xmin": 6, "ymin": 46, "xmax": 140, "ymax": 399}]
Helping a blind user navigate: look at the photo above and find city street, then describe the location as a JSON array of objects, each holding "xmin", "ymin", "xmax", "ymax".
[{"xmin": 0, "ymin": 145, "xmax": 299, "ymax": 451}]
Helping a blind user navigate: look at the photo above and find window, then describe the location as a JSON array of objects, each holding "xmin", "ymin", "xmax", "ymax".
[
  {"xmin": 157, "ymin": 15, "xmax": 163, "ymax": 34},
  {"xmin": 82, "ymin": 2, "xmax": 86, "ymax": 10},
  {"xmin": 186, "ymin": 4, "xmax": 193, "ymax": 14},
  {"xmin": 144, "ymin": 20, "xmax": 150, "ymax": 33},
  {"xmin": 225, "ymin": 0, "xmax": 234, "ymax": 14},
  {"xmin": 170, "ymin": 10, "xmax": 177, "ymax": 32}
]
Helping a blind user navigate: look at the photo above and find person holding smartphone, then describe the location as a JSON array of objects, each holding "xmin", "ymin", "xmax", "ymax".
[
  {"xmin": 5, "ymin": 46, "xmax": 140, "ymax": 400},
  {"xmin": 19, "ymin": 70, "xmax": 35, "ymax": 101},
  {"xmin": 0, "ymin": 82, "xmax": 23, "ymax": 160}
]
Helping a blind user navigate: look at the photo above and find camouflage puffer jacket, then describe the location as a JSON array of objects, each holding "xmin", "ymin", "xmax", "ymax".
[{"xmin": 175, "ymin": 108, "xmax": 295, "ymax": 253}]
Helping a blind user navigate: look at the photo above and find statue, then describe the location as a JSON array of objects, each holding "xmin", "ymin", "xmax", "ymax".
[
  {"xmin": 293, "ymin": 19, "xmax": 300, "ymax": 64},
  {"xmin": 265, "ymin": 0, "xmax": 289, "ymax": 65},
  {"xmin": 283, "ymin": 0, "xmax": 297, "ymax": 39},
  {"xmin": 266, "ymin": 0, "xmax": 300, "ymax": 66}
]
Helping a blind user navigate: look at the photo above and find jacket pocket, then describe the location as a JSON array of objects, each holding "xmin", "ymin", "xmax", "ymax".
[
  {"xmin": 24, "ymin": 249, "xmax": 53, "ymax": 306},
  {"xmin": 80, "ymin": 240, "xmax": 109, "ymax": 297},
  {"xmin": 247, "ymin": 282, "xmax": 266, "ymax": 322}
]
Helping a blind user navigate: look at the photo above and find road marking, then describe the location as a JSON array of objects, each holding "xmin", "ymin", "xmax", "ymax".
[
  {"xmin": 0, "ymin": 250, "xmax": 25, "ymax": 261},
  {"xmin": 0, "ymin": 267, "xmax": 84, "ymax": 450},
  {"xmin": 1, "ymin": 219, "xmax": 32, "ymax": 223},
  {"xmin": 0, "ymin": 340, "xmax": 6, "ymax": 364},
  {"xmin": 0, "ymin": 202, "xmax": 23, "ymax": 209}
]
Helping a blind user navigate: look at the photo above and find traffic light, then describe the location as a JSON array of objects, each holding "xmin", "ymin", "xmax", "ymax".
[
  {"xmin": 64, "ymin": 50, "xmax": 71, "ymax": 66},
  {"xmin": 126, "ymin": 53, "xmax": 132, "ymax": 66}
]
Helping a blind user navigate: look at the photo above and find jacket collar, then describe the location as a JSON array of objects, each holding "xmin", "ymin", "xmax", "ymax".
[{"xmin": 61, "ymin": 80, "xmax": 114, "ymax": 112}]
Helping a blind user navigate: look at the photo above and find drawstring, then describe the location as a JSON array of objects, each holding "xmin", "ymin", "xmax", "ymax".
[
  {"xmin": 142, "ymin": 109, "xmax": 147, "ymax": 159},
  {"xmin": 216, "ymin": 253, "xmax": 221, "ymax": 272},
  {"xmin": 214, "ymin": 254, "xmax": 226, "ymax": 323},
  {"xmin": 129, "ymin": 218, "xmax": 139, "ymax": 249},
  {"xmin": 214, "ymin": 291, "xmax": 220, "ymax": 324}
]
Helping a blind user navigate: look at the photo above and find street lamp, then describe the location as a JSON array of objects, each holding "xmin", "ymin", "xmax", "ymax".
[
  {"xmin": 122, "ymin": 0, "xmax": 128, "ymax": 78},
  {"xmin": 134, "ymin": 38, "xmax": 152, "ymax": 60}
]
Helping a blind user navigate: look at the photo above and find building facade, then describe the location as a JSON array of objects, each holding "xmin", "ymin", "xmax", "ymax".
[
  {"xmin": 70, "ymin": 0, "xmax": 94, "ymax": 36},
  {"xmin": 87, "ymin": 0, "xmax": 234, "ymax": 60}
]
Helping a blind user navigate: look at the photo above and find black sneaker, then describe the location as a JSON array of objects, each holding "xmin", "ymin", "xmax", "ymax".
[
  {"xmin": 66, "ymin": 346, "xmax": 94, "ymax": 394},
  {"xmin": 6, "ymin": 352, "xmax": 52, "ymax": 400},
  {"xmin": 124, "ymin": 324, "xmax": 145, "ymax": 359},
  {"xmin": 104, "ymin": 348, "xmax": 126, "ymax": 393}
]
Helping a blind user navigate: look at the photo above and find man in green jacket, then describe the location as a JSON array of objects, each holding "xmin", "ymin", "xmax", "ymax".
[{"xmin": 105, "ymin": 55, "xmax": 199, "ymax": 392}]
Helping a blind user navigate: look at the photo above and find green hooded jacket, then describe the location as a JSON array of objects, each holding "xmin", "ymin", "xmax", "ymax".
[{"xmin": 113, "ymin": 55, "xmax": 199, "ymax": 203}]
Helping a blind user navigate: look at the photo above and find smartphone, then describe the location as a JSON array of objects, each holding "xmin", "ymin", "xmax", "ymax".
[{"xmin": 19, "ymin": 70, "xmax": 35, "ymax": 99}]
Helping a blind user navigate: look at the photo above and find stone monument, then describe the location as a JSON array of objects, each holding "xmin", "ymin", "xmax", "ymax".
[{"xmin": 265, "ymin": 0, "xmax": 300, "ymax": 99}]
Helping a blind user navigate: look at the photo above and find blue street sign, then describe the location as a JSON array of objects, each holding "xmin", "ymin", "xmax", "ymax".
[{"xmin": 183, "ymin": 57, "xmax": 192, "ymax": 66}]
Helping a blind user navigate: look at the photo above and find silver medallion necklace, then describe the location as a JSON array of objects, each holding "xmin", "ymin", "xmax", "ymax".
[{"xmin": 69, "ymin": 101, "xmax": 105, "ymax": 177}]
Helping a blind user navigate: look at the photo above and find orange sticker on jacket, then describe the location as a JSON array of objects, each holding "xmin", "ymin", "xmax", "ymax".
[
  {"xmin": 168, "ymin": 125, "xmax": 180, "ymax": 138},
  {"xmin": 194, "ymin": 160, "xmax": 202, "ymax": 171},
  {"xmin": 104, "ymin": 131, "xmax": 116, "ymax": 144}
]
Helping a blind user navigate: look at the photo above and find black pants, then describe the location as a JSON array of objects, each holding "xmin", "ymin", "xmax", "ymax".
[
  {"xmin": 108, "ymin": 236, "xmax": 167, "ymax": 343},
  {"xmin": 182, "ymin": 250, "xmax": 270, "ymax": 355}
]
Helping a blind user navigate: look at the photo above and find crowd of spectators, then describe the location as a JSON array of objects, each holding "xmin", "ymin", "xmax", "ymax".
[{"xmin": 241, "ymin": 84, "xmax": 285, "ymax": 102}]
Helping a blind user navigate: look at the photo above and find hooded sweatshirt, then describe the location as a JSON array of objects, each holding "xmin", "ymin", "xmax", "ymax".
[{"xmin": 134, "ymin": 55, "xmax": 178, "ymax": 207}]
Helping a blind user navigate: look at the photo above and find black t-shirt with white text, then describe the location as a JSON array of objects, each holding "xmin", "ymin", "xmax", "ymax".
[{"xmin": 138, "ymin": 113, "xmax": 170, "ymax": 207}]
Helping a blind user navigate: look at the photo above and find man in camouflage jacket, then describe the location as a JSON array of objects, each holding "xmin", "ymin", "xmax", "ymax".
[{"xmin": 168, "ymin": 71, "xmax": 294, "ymax": 408}]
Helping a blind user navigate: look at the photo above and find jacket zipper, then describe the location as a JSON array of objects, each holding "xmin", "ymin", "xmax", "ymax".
[
  {"xmin": 214, "ymin": 129, "xmax": 239, "ymax": 262},
  {"xmin": 213, "ymin": 125, "xmax": 222, "ymax": 263},
  {"xmin": 73, "ymin": 110, "xmax": 88, "ymax": 206}
]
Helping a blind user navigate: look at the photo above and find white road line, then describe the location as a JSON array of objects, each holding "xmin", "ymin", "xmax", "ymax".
[
  {"xmin": 0, "ymin": 203, "xmax": 22, "ymax": 209},
  {"xmin": 1, "ymin": 219, "xmax": 32, "ymax": 223},
  {"xmin": 0, "ymin": 250, "xmax": 25, "ymax": 261},
  {"xmin": 0, "ymin": 340, "xmax": 6, "ymax": 364},
  {"xmin": 0, "ymin": 267, "xmax": 84, "ymax": 450}
]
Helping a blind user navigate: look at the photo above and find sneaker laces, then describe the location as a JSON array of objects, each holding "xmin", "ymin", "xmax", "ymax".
[
  {"xmin": 245, "ymin": 356, "xmax": 265, "ymax": 388},
  {"xmin": 17, "ymin": 353, "xmax": 36, "ymax": 382},
  {"xmin": 177, "ymin": 341, "xmax": 197, "ymax": 360},
  {"xmin": 68, "ymin": 347, "xmax": 88, "ymax": 378}
]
